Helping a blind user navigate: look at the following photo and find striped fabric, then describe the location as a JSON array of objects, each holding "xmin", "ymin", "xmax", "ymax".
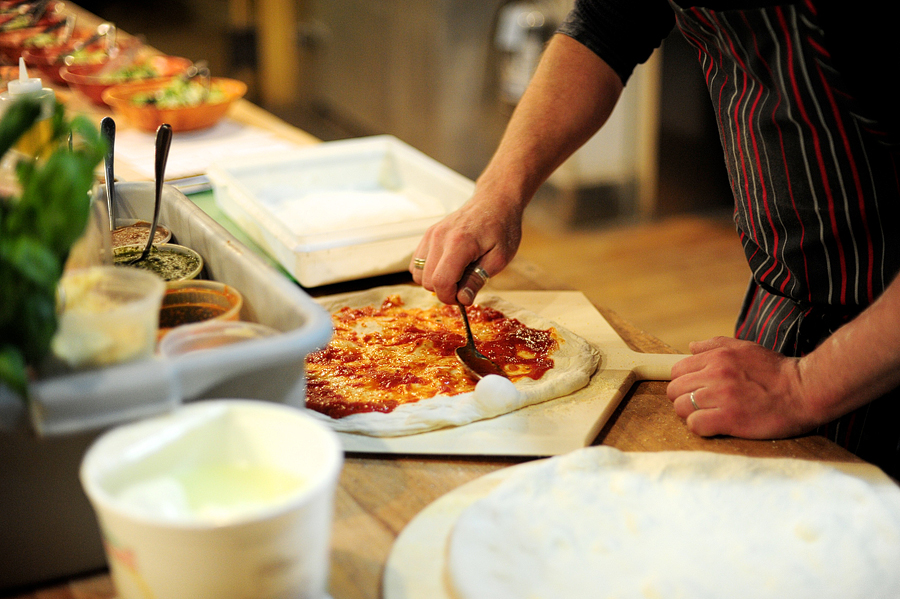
[{"xmin": 671, "ymin": 1, "xmax": 900, "ymax": 475}]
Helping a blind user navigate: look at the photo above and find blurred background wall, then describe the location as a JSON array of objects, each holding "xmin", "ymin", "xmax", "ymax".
[{"xmin": 76, "ymin": 0, "xmax": 732, "ymax": 229}]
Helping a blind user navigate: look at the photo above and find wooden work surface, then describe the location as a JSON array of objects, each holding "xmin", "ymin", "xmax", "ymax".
[
  {"xmin": 5, "ymin": 6, "xmax": 869, "ymax": 598},
  {"xmin": 9, "ymin": 260, "xmax": 865, "ymax": 599}
]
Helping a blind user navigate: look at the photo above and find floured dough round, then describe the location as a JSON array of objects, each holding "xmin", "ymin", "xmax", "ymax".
[
  {"xmin": 447, "ymin": 447, "xmax": 900, "ymax": 599},
  {"xmin": 304, "ymin": 285, "xmax": 600, "ymax": 436}
]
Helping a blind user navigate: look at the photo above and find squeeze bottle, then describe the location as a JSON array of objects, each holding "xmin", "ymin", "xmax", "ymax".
[{"xmin": 1, "ymin": 57, "xmax": 56, "ymax": 157}]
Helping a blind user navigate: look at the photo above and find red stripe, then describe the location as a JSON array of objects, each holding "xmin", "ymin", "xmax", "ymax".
[
  {"xmin": 770, "ymin": 301, "xmax": 799, "ymax": 348},
  {"xmin": 735, "ymin": 281, "xmax": 761, "ymax": 339},
  {"xmin": 755, "ymin": 294, "xmax": 785, "ymax": 345}
]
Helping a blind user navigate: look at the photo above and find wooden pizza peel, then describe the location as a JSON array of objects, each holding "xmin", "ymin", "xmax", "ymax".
[{"xmin": 332, "ymin": 290, "xmax": 689, "ymax": 456}]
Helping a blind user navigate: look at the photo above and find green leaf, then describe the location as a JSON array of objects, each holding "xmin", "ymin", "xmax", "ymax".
[
  {"xmin": 0, "ymin": 345, "xmax": 28, "ymax": 399},
  {"xmin": 3, "ymin": 235, "xmax": 60, "ymax": 288},
  {"xmin": 0, "ymin": 97, "xmax": 105, "ymax": 402}
]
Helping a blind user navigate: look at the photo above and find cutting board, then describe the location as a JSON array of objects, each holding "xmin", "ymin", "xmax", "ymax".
[{"xmin": 335, "ymin": 290, "xmax": 688, "ymax": 456}]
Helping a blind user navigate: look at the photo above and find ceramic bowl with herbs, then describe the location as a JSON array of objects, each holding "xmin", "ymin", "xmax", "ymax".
[
  {"xmin": 101, "ymin": 75, "xmax": 247, "ymax": 132},
  {"xmin": 60, "ymin": 53, "xmax": 192, "ymax": 106},
  {"xmin": 113, "ymin": 242, "xmax": 203, "ymax": 282},
  {"xmin": 110, "ymin": 218, "xmax": 171, "ymax": 249}
]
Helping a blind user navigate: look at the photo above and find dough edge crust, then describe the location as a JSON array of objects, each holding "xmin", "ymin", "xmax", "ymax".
[{"xmin": 303, "ymin": 285, "xmax": 600, "ymax": 436}]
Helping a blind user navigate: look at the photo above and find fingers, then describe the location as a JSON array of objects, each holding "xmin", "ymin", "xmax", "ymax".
[
  {"xmin": 457, "ymin": 264, "xmax": 491, "ymax": 305},
  {"xmin": 409, "ymin": 195, "xmax": 522, "ymax": 304},
  {"xmin": 409, "ymin": 219, "xmax": 504, "ymax": 305},
  {"xmin": 672, "ymin": 387, "xmax": 728, "ymax": 437}
]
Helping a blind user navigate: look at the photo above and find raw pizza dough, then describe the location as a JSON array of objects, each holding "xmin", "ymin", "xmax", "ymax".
[
  {"xmin": 447, "ymin": 447, "xmax": 900, "ymax": 599},
  {"xmin": 304, "ymin": 285, "xmax": 600, "ymax": 436}
]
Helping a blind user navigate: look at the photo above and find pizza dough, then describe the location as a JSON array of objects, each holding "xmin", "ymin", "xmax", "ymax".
[
  {"xmin": 304, "ymin": 285, "xmax": 600, "ymax": 436},
  {"xmin": 447, "ymin": 447, "xmax": 900, "ymax": 599}
]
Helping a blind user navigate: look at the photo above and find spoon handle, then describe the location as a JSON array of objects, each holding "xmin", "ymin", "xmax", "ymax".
[
  {"xmin": 145, "ymin": 123, "xmax": 172, "ymax": 253},
  {"xmin": 100, "ymin": 116, "xmax": 115, "ymax": 230}
]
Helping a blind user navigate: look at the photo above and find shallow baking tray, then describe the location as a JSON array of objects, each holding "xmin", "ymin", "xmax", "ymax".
[
  {"xmin": 0, "ymin": 182, "xmax": 332, "ymax": 590},
  {"xmin": 207, "ymin": 135, "xmax": 475, "ymax": 287}
]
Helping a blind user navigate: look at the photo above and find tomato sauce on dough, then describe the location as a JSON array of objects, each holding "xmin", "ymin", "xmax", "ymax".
[{"xmin": 305, "ymin": 295, "xmax": 559, "ymax": 419}]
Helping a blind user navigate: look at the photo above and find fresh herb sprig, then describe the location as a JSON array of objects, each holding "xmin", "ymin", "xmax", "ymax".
[{"xmin": 0, "ymin": 98, "xmax": 105, "ymax": 399}]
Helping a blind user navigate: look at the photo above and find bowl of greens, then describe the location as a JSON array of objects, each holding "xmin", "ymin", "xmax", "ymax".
[
  {"xmin": 61, "ymin": 53, "xmax": 192, "ymax": 105},
  {"xmin": 102, "ymin": 75, "xmax": 247, "ymax": 133}
]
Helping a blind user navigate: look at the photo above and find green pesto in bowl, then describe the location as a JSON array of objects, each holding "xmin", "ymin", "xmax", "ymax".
[{"xmin": 113, "ymin": 243, "xmax": 203, "ymax": 282}]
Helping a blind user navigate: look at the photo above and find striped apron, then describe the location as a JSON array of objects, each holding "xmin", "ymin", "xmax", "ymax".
[{"xmin": 671, "ymin": 1, "xmax": 900, "ymax": 476}]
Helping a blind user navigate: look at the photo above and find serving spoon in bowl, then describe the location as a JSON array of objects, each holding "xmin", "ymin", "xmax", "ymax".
[{"xmin": 122, "ymin": 123, "xmax": 172, "ymax": 265}]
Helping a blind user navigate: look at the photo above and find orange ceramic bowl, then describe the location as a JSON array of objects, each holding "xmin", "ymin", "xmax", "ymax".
[
  {"xmin": 0, "ymin": 18, "xmax": 77, "ymax": 63},
  {"xmin": 102, "ymin": 76, "xmax": 247, "ymax": 133},
  {"xmin": 60, "ymin": 54, "xmax": 192, "ymax": 105}
]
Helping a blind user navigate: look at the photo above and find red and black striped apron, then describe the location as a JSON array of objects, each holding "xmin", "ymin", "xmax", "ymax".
[{"xmin": 671, "ymin": 1, "xmax": 900, "ymax": 476}]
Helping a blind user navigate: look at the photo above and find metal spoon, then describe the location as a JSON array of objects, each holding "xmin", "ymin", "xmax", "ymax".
[
  {"xmin": 123, "ymin": 123, "xmax": 172, "ymax": 265},
  {"xmin": 455, "ymin": 303, "xmax": 507, "ymax": 380},
  {"xmin": 100, "ymin": 116, "xmax": 116, "ymax": 230}
]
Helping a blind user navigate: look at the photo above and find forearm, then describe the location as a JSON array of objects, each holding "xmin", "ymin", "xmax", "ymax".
[
  {"xmin": 475, "ymin": 33, "xmax": 624, "ymax": 212},
  {"xmin": 799, "ymin": 273, "xmax": 900, "ymax": 422}
]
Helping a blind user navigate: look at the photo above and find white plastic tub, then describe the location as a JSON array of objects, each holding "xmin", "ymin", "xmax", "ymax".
[
  {"xmin": 207, "ymin": 135, "xmax": 475, "ymax": 287},
  {"xmin": 0, "ymin": 182, "xmax": 333, "ymax": 590}
]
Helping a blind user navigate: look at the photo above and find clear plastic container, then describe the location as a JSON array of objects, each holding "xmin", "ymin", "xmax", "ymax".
[{"xmin": 51, "ymin": 266, "xmax": 166, "ymax": 368}]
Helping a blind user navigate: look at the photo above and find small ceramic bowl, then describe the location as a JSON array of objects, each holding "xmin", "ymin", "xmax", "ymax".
[
  {"xmin": 112, "ymin": 243, "xmax": 203, "ymax": 282},
  {"xmin": 102, "ymin": 75, "xmax": 247, "ymax": 132},
  {"xmin": 21, "ymin": 33, "xmax": 117, "ymax": 85},
  {"xmin": 157, "ymin": 280, "xmax": 244, "ymax": 339},
  {"xmin": 110, "ymin": 219, "xmax": 171, "ymax": 249}
]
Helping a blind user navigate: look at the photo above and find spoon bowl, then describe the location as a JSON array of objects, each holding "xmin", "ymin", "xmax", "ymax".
[{"xmin": 455, "ymin": 303, "xmax": 507, "ymax": 380}]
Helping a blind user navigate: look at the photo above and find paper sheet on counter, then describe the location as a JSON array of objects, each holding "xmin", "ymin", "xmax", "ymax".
[{"xmin": 112, "ymin": 117, "xmax": 300, "ymax": 182}]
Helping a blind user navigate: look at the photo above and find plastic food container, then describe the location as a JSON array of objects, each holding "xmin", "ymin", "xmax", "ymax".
[
  {"xmin": 159, "ymin": 320, "xmax": 280, "ymax": 357},
  {"xmin": 51, "ymin": 266, "xmax": 165, "ymax": 368},
  {"xmin": 79, "ymin": 400, "xmax": 342, "ymax": 599},
  {"xmin": 0, "ymin": 182, "xmax": 333, "ymax": 591},
  {"xmin": 158, "ymin": 280, "xmax": 243, "ymax": 338},
  {"xmin": 207, "ymin": 135, "xmax": 475, "ymax": 287}
]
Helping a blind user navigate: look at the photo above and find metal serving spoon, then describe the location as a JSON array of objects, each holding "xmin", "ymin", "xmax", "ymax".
[
  {"xmin": 455, "ymin": 303, "xmax": 507, "ymax": 380},
  {"xmin": 122, "ymin": 123, "xmax": 172, "ymax": 265},
  {"xmin": 100, "ymin": 116, "xmax": 116, "ymax": 230}
]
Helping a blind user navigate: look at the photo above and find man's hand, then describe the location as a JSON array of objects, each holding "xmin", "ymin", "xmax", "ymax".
[{"xmin": 666, "ymin": 336, "xmax": 817, "ymax": 439}]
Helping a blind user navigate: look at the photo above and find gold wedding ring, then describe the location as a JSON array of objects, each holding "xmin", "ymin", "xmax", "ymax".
[
  {"xmin": 413, "ymin": 258, "xmax": 427, "ymax": 270},
  {"xmin": 690, "ymin": 390, "xmax": 700, "ymax": 411}
]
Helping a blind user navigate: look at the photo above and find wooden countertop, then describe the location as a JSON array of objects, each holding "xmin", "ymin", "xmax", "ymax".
[{"xmin": 9, "ymin": 258, "xmax": 865, "ymax": 599}]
